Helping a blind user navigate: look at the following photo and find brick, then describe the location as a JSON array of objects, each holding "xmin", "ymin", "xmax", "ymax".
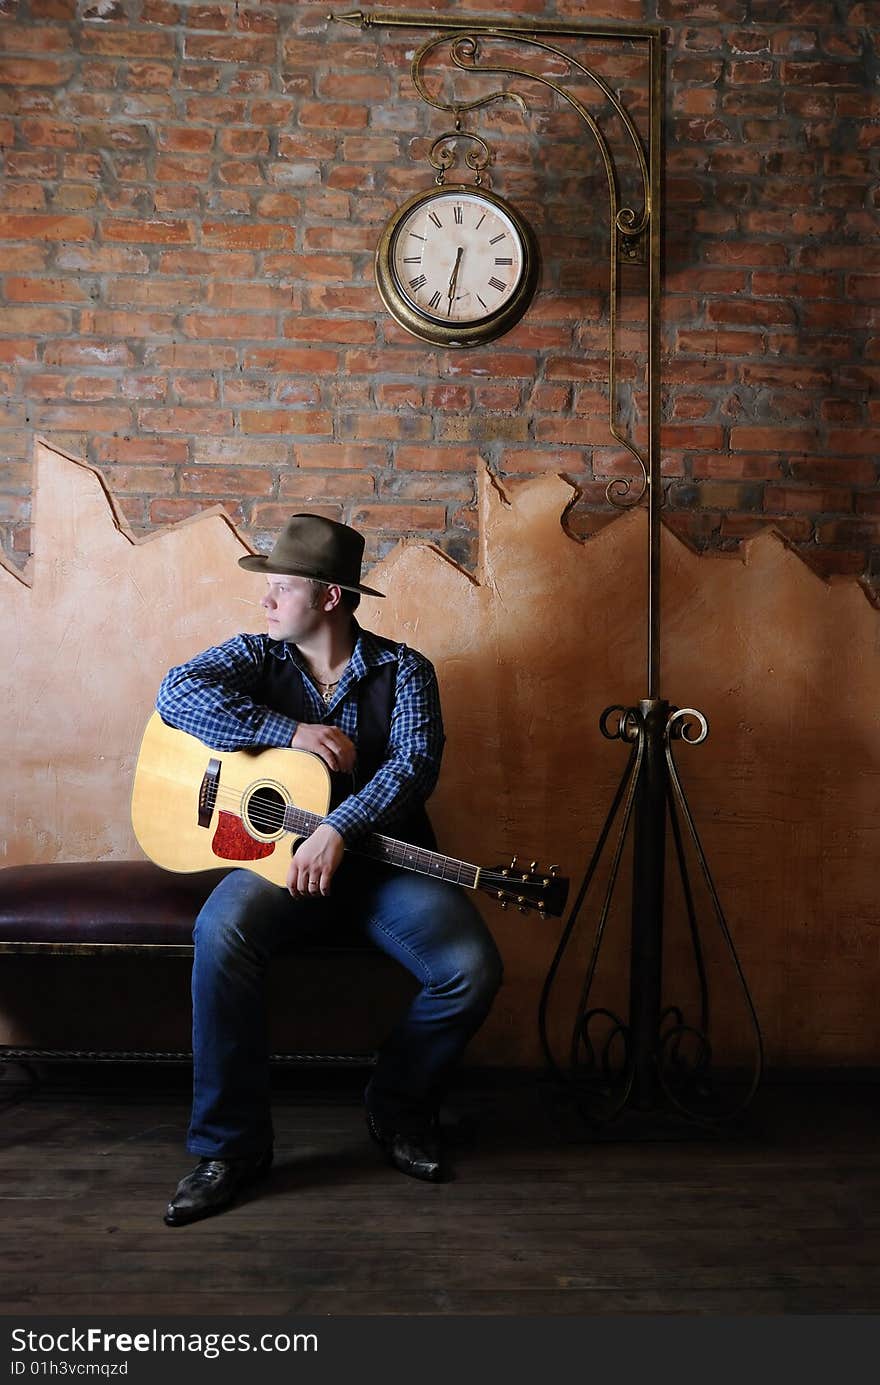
[
  {"xmin": 279, "ymin": 472, "xmax": 376, "ymax": 500},
  {"xmin": 302, "ymin": 225, "xmax": 376, "ymax": 253},
  {"xmin": 780, "ymin": 61, "xmax": 862, "ymax": 86},
  {"xmin": 502, "ymin": 447, "xmax": 583, "ymax": 474},
  {"xmin": 93, "ymin": 437, "xmax": 189, "ymax": 465},
  {"xmin": 100, "ymin": 465, "xmax": 177, "ymax": 495},
  {"xmin": 282, "ymin": 317, "xmax": 375, "ymax": 345},
  {"xmin": 660, "ymin": 424, "xmax": 726, "ymax": 449},
  {"xmin": 676, "ymin": 330, "xmax": 766, "ymax": 356},
  {"xmin": 101, "ymin": 274, "xmax": 200, "ymax": 306},
  {"xmin": 340, "ymin": 414, "xmax": 432, "ymax": 442},
  {"xmin": 764, "ymin": 485, "xmax": 852, "ymax": 513},
  {"xmin": 239, "ymin": 410, "xmax": 333, "ymax": 436},
  {"xmin": 394, "ymin": 446, "xmax": 483, "ymax": 473},
  {"xmin": 692, "ymin": 454, "xmax": 784, "ymax": 480},
  {"xmin": 0, "ymin": 213, "xmax": 93, "ymax": 241},
  {"xmin": 173, "ymin": 377, "xmax": 218, "ymax": 403},
  {"xmin": 730, "ymin": 426, "xmax": 818, "ymax": 451},
  {"xmin": 255, "ymin": 193, "xmax": 303, "ymax": 220},
  {"xmin": 825, "ymin": 429, "xmax": 880, "ymax": 455},
  {"xmin": 155, "ymin": 155, "xmax": 213, "ymax": 183},
  {"xmin": 31, "ymin": 404, "xmax": 134, "ymax": 430},
  {"xmin": 68, "ymin": 375, "xmax": 120, "ymax": 401},
  {"xmin": 249, "ymin": 502, "xmax": 341, "ymax": 530},
  {"xmin": 183, "ymin": 34, "xmax": 275, "ymax": 64},
  {"xmin": 815, "ymin": 518, "xmax": 880, "ymax": 545},
  {"xmin": 102, "ymin": 218, "xmax": 193, "ymax": 244},
  {"xmin": 438, "ymin": 416, "xmax": 529, "ymax": 444},
  {"xmin": 81, "ymin": 30, "xmax": 174, "ymax": 58},
  {"xmin": 181, "ymin": 313, "xmax": 280, "ymax": 341},
  {"xmin": 351, "ymin": 504, "xmax": 446, "ymax": 532},
  {"xmin": 751, "ymin": 272, "xmax": 839, "ymax": 298},
  {"xmin": 181, "ymin": 467, "xmax": 275, "ymax": 496},
  {"xmin": 218, "ymin": 128, "xmax": 270, "ymax": 156},
  {"xmin": 5, "ymin": 276, "xmax": 92, "ymax": 303},
  {"xmin": 43, "ymin": 340, "xmax": 136, "ymax": 368},
  {"xmin": 81, "ymin": 309, "xmax": 176, "ymax": 337},
  {"xmin": 293, "ymin": 444, "xmax": 387, "ymax": 470},
  {"xmin": 0, "ymin": 57, "xmax": 71, "ymax": 84},
  {"xmin": 202, "ymin": 222, "xmax": 296, "ymax": 250},
  {"xmin": 242, "ymin": 347, "xmax": 339, "ymax": 374},
  {"xmin": 706, "ymin": 300, "xmax": 797, "ymax": 326},
  {"xmin": 150, "ymin": 497, "xmax": 245, "ymax": 525},
  {"xmin": 298, "ymin": 102, "xmax": 369, "ymax": 131},
  {"xmin": 138, "ymin": 408, "xmax": 235, "ymax": 434}
]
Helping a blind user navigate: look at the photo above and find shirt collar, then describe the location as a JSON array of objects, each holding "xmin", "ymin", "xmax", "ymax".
[{"xmin": 268, "ymin": 623, "xmax": 396, "ymax": 683}]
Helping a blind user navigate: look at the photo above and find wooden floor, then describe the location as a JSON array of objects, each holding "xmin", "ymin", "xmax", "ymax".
[{"xmin": 2, "ymin": 1065, "xmax": 879, "ymax": 1316}]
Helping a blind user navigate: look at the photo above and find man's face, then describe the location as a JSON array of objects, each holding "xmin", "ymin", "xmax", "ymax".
[{"xmin": 260, "ymin": 575, "xmax": 326, "ymax": 644}]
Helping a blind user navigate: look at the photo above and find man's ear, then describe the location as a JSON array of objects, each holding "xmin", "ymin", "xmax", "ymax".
[{"xmin": 323, "ymin": 584, "xmax": 344, "ymax": 612}]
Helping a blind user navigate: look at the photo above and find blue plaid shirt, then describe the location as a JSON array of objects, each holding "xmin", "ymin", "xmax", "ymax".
[{"xmin": 156, "ymin": 625, "xmax": 445, "ymax": 844}]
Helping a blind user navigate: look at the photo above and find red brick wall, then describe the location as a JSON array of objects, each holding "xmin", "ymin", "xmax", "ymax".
[{"xmin": 1, "ymin": 1, "xmax": 877, "ymax": 594}]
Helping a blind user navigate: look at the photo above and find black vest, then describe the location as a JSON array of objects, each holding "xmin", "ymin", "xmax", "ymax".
[{"xmin": 260, "ymin": 642, "xmax": 436, "ymax": 849}]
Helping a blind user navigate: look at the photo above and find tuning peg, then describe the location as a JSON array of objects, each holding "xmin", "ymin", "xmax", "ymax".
[
  {"xmin": 500, "ymin": 900, "xmax": 508, "ymax": 911},
  {"xmin": 549, "ymin": 864, "xmax": 560, "ymax": 876},
  {"xmin": 529, "ymin": 860, "xmax": 537, "ymax": 872},
  {"xmin": 517, "ymin": 896, "xmax": 526, "ymax": 906},
  {"xmin": 518, "ymin": 905, "xmax": 528, "ymax": 914},
  {"xmin": 509, "ymin": 854, "xmax": 518, "ymax": 871}
]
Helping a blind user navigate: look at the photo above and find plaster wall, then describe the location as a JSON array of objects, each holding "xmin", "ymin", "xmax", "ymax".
[{"xmin": 2, "ymin": 441, "xmax": 878, "ymax": 1068}]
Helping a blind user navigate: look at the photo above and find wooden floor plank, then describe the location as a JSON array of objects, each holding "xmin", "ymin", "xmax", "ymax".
[{"xmin": 3, "ymin": 1070, "xmax": 880, "ymax": 1315}]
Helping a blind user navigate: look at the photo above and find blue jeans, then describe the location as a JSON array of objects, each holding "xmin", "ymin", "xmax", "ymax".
[{"xmin": 188, "ymin": 862, "xmax": 503, "ymax": 1157}]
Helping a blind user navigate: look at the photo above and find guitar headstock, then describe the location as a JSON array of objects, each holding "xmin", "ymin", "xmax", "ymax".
[{"xmin": 478, "ymin": 857, "xmax": 569, "ymax": 919}]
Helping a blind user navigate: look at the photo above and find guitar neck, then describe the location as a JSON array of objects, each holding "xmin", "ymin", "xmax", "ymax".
[{"xmin": 281, "ymin": 804, "xmax": 480, "ymax": 890}]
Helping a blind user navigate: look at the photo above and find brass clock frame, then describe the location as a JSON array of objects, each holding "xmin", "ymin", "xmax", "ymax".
[{"xmin": 374, "ymin": 183, "xmax": 540, "ymax": 350}]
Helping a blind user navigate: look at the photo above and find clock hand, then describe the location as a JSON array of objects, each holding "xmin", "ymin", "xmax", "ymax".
[{"xmin": 447, "ymin": 246, "xmax": 463, "ymax": 315}]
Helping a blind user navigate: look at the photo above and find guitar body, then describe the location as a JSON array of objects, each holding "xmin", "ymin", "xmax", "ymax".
[
  {"xmin": 131, "ymin": 712, "xmax": 331, "ymax": 889},
  {"xmin": 131, "ymin": 712, "xmax": 569, "ymax": 917}
]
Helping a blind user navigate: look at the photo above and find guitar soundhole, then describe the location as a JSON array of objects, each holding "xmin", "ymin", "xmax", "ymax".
[{"xmin": 244, "ymin": 784, "xmax": 287, "ymax": 840}]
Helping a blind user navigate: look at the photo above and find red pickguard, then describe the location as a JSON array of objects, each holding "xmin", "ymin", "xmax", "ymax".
[{"xmin": 211, "ymin": 810, "xmax": 275, "ymax": 862}]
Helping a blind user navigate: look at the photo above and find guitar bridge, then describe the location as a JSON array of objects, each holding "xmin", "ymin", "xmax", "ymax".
[{"xmin": 198, "ymin": 757, "xmax": 221, "ymax": 828}]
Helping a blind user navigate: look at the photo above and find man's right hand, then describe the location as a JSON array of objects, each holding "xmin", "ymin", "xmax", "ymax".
[{"xmin": 291, "ymin": 723, "xmax": 356, "ymax": 774}]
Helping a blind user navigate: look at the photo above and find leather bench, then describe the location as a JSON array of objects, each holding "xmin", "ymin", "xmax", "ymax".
[{"xmin": 0, "ymin": 861, "xmax": 409, "ymax": 1065}]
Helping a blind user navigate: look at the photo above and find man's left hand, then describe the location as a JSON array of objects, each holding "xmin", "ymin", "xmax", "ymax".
[{"xmin": 286, "ymin": 823, "xmax": 345, "ymax": 898}]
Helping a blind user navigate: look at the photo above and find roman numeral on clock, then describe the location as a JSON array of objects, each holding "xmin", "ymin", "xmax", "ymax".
[
  {"xmin": 428, "ymin": 290, "xmax": 441, "ymax": 309},
  {"xmin": 488, "ymin": 276, "xmax": 507, "ymax": 292},
  {"xmin": 454, "ymin": 204, "xmax": 463, "ymax": 224},
  {"xmin": 409, "ymin": 274, "xmax": 427, "ymax": 291},
  {"xmin": 428, "ymin": 211, "xmax": 442, "ymax": 228}
]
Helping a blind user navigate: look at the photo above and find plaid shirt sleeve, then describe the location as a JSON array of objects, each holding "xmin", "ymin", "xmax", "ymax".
[
  {"xmin": 155, "ymin": 633, "xmax": 299, "ymax": 751},
  {"xmin": 323, "ymin": 649, "xmax": 445, "ymax": 845}
]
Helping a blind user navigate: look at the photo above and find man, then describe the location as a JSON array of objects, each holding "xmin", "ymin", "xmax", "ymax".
[{"xmin": 157, "ymin": 513, "xmax": 503, "ymax": 1226}]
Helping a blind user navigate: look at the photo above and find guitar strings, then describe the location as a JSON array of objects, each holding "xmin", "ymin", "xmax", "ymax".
[{"xmin": 201, "ymin": 785, "xmax": 482, "ymax": 882}]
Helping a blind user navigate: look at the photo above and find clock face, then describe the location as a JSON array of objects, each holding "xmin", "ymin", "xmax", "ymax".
[
  {"xmin": 390, "ymin": 189, "xmax": 525, "ymax": 325},
  {"xmin": 375, "ymin": 184, "xmax": 539, "ymax": 348}
]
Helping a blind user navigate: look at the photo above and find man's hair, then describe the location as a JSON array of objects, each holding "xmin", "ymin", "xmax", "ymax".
[{"xmin": 308, "ymin": 579, "xmax": 360, "ymax": 613}]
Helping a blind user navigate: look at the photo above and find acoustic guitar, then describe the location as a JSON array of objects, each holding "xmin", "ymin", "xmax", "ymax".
[{"xmin": 131, "ymin": 712, "xmax": 569, "ymax": 919}]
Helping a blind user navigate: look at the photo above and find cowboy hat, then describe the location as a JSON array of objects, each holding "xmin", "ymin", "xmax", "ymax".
[{"xmin": 238, "ymin": 513, "xmax": 385, "ymax": 597}]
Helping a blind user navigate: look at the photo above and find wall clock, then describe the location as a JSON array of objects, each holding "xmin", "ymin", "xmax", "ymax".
[{"xmin": 374, "ymin": 183, "xmax": 539, "ymax": 349}]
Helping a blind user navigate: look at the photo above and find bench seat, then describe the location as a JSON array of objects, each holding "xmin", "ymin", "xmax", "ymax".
[{"xmin": 0, "ymin": 861, "xmax": 406, "ymax": 1064}]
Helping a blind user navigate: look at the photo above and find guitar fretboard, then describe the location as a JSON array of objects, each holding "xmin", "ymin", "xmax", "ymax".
[{"xmin": 281, "ymin": 804, "xmax": 481, "ymax": 890}]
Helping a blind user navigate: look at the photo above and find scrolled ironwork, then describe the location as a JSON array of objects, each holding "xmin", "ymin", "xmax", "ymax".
[
  {"xmin": 427, "ymin": 129, "xmax": 492, "ymax": 185},
  {"xmin": 666, "ymin": 706, "xmax": 709, "ymax": 746},
  {"xmin": 599, "ymin": 703, "xmax": 642, "ymax": 742}
]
